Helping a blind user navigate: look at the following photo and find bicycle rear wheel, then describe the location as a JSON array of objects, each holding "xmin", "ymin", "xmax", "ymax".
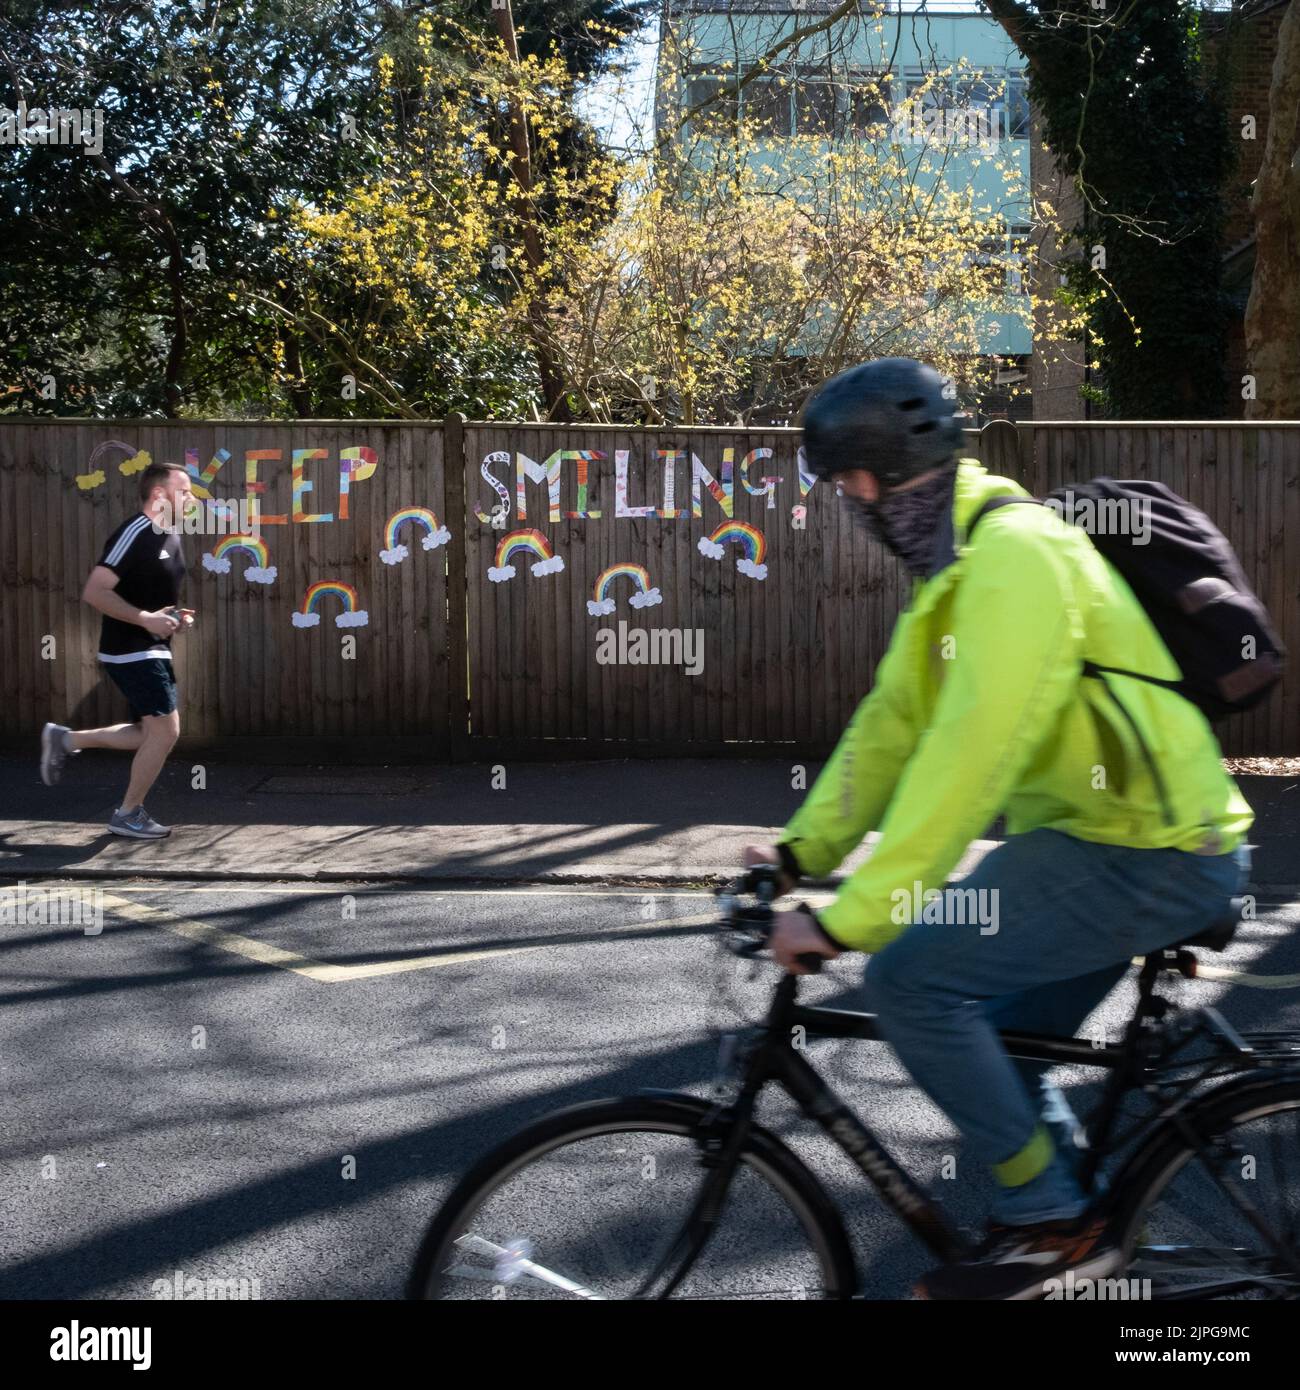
[
  {"xmin": 1117, "ymin": 1074, "xmax": 1300, "ymax": 1299},
  {"xmin": 408, "ymin": 1095, "xmax": 855, "ymax": 1300}
]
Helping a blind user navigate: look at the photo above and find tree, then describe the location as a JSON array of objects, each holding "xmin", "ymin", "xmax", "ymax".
[
  {"xmin": 0, "ymin": 0, "xmax": 408, "ymax": 416},
  {"xmin": 545, "ymin": 2, "xmax": 1051, "ymax": 423},
  {"xmin": 260, "ymin": 9, "xmax": 628, "ymax": 420},
  {"xmin": 981, "ymin": 0, "xmax": 1232, "ymax": 418},
  {"xmin": 0, "ymin": 0, "xmax": 651, "ymax": 419},
  {"xmin": 1243, "ymin": 0, "xmax": 1300, "ymax": 418}
]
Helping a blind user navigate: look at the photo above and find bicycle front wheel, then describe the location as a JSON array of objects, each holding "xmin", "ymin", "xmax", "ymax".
[
  {"xmin": 1117, "ymin": 1074, "xmax": 1300, "ymax": 1299},
  {"xmin": 408, "ymin": 1095, "xmax": 855, "ymax": 1300}
]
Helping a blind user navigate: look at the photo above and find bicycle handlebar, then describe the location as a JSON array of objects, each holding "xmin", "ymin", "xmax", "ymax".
[{"xmin": 717, "ymin": 863, "xmax": 825, "ymax": 975}]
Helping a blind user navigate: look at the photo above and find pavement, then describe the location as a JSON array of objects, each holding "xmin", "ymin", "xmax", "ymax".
[{"xmin": 1, "ymin": 752, "xmax": 1298, "ymax": 891}]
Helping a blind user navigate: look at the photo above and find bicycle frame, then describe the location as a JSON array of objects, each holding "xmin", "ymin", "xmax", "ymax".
[
  {"xmin": 647, "ymin": 955, "xmax": 1293, "ymax": 1296},
  {"xmin": 762, "ymin": 975, "xmax": 1128, "ymax": 1264},
  {"xmin": 625, "ymin": 871, "xmax": 1300, "ymax": 1300}
]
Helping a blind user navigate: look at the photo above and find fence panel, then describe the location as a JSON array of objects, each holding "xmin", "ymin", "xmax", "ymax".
[
  {"xmin": 458, "ymin": 422, "xmax": 904, "ymax": 751},
  {"xmin": 0, "ymin": 419, "xmax": 1294, "ymax": 756},
  {"xmin": 0, "ymin": 422, "xmax": 451, "ymax": 754}
]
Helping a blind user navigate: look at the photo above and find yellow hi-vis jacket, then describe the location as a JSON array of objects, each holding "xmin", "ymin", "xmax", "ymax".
[{"xmin": 779, "ymin": 459, "xmax": 1254, "ymax": 953}]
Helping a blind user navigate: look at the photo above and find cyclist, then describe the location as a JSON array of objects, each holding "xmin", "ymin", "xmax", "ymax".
[{"xmin": 745, "ymin": 357, "xmax": 1253, "ymax": 1300}]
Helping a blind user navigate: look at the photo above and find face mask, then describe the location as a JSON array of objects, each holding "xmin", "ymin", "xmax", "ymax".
[{"xmin": 842, "ymin": 463, "xmax": 958, "ymax": 578}]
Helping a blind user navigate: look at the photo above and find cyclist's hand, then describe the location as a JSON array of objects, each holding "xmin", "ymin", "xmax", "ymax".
[
  {"xmin": 140, "ymin": 609, "xmax": 179, "ymax": 638},
  {"xmin": 771, "ymin": 908, "xmax": 841, "ymax": 975},
  {"xmin": 743, "ymin": 844, "xmax": 794, "ymax": 897}
]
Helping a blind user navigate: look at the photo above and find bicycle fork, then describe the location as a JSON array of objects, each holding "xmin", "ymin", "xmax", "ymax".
[{"xmin": 629, "ymin": 1034, "xmax": 773, "ymax": 1299}]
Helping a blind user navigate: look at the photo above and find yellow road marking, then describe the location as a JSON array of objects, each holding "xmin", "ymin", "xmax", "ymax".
[
  {"xmin": 97, "ymin": 894, "xmax": 746, "ymax": 984},
  {"xmin": 101, "ymin": 893, "xmax": 353, "ymax": 982},
  {"xmin": 81, "ymin": 884, "xmax": 712, "ymax": 899}
]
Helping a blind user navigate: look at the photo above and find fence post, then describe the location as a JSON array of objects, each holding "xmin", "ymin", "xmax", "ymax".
[
  {"xmin": 443, "ymin": 412, "xmax": 470, "ymax": 761},
  {"xmin": 980, "ymin": 419, "xmax": 1025, "ymax": 485}
]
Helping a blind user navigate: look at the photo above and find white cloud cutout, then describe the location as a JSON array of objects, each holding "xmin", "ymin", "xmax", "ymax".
[
  {"xmin": 202, "ymin": 553, "xmax": 232, "ymax": 574},
  {"xmin": 488, "ymin": 564, "xmax": 517, "ymax": 583},
  {"xmin": 335, "ymin": 609, "xmax": 369, "ymax": 628},
  {"xmin": 422, "ymin": 526, "xmax": 451, "ymax": 550},
  {"xmin": 736, "ymin": 558, "xmax": 768, "ymax": 581},
  {"xmin": 530, "ymin": 555, "xmax": 565, "ymax": 577},
  {"xmin": 291, "ymin": 611, "xmax": 320, "ymax": 628},
  {"xmin": 697, "ymin": 538, "xmax": 724, "ymax": 560},
  {"xmin": 244, "ymin": 565, "xmax": 277, "ymax": 585},
  {"xmin": 379, "ymin": 544, "xmax": 409, "ymax": 566},
  {"xmin": 587, "ymin": 596, "xmax": 616, "ymax": 617},
  {"xmin": 629, "ymin": 587, "xmax": 662, "ymax": 608}
]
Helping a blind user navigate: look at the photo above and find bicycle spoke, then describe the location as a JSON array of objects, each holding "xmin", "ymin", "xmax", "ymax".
[
  {"xmin": 448, "ymin": 1234, "xmax": 604, "ymax": 1299},
  {"xmin": 1127, "ymin": 1093, "xmax": 1300, "ymax": 1300},
  {"xmin": 419, "ymin": 1117, "xmax": 839, "ymax": 1300}
]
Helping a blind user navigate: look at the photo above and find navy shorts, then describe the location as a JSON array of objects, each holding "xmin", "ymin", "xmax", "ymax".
[{"xmin": 103, "ymin": 658, "xmax": 179, "ymax": 719}]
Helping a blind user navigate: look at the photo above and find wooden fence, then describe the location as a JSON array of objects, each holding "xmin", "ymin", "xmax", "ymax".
[{"xmin": 0, "ymin": 419, "xmax": 1295, "ymax": 758}]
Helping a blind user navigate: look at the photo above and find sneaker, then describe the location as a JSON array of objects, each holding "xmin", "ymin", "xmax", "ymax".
[
  {"xmin": 40, "ymin": 722, "xmax": 77, "ymax": 786},
  {"xmin": 914, "ymin": 1213, "xmax": 1121, "ymax": 1301},
  {"xmin": 108, "ymin": 806, "xmax": 172, "ymax": 840}
]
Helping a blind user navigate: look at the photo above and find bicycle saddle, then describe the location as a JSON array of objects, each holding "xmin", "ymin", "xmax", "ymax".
[{"xmin": 1177, "ymin": 896, "xmax": 1245, "ymax": 953}]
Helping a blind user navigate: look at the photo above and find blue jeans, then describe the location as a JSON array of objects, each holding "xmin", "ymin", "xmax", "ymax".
[{"xmin": 857, "ymin": 829, "xmax": 1250, "ymax": 1204}]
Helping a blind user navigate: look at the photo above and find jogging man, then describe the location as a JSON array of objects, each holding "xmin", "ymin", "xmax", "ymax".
[
  {"xmin": 40, "ymin": 461, "xmax": 195, "ymax": 839},
  {"xmin": 745, "ymin": 358, "xmax": 1252, "ymax": 1300}
]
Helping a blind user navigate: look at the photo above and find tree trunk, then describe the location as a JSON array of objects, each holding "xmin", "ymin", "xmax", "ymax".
[
  {"xmin": 1244, "ymin": 0, "xmax": 1300, "ymax": 419},
  {"xmin": 491, "ymin": 0, "xmax": 572, "ymax": 422}
]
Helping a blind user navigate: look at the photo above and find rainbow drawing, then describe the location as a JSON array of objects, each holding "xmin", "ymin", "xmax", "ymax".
[
  {"xmin": 697, "ymin": 520, "xmax": 768, "ymax": 580},
  {"xmin": 488, "ymin": 529, "xmax": 565, "ymax": 583},
  {"xmin": 292, "ymin": 580, "xmax": 369, "ymax": 629},
  {"xmin": 587, "ymin": 563, "xmax": 663, "ymax": 617},
  {"xmin": 796, "ymin": 444, "xmax": 819, "ymax": 498},
  {"xmin": 203, "ymin": 534, "xmax": 276, "ymax": 585},
  {"xmin": 75, "ymin": 440, "xmax": 146, "ymax": 492},
  {"xmin": 380, "ymin": 506, "xmax": 451, "ymax": 565}
]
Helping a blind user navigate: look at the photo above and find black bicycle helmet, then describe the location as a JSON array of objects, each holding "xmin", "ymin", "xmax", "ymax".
[{"xmin": 799, "ymin": 358, "xmax": 965, "ymax": 488}]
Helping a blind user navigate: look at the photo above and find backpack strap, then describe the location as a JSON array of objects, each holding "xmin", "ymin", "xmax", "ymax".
[{"xmin": 965, "ymin": 493, "xmax": 1042, "ymax": 539}]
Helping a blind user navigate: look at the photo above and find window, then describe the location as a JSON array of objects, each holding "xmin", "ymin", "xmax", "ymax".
[
  {"xmin": 966, "ymin": 224, "xmax": 1034, "ymax": 296},
  {"xmin": 793, "ymin": 75, "xmax": 837, "ymax": 136},
  {"xmin": 964, "ymin": 72, "xmax": 1030, "ymax": 141},
  {"xmin": 1004, "ymin": 74, "xmax": 1030, "ymax": 139},
  {"xmin": 743, "ymin": 75, "xmax": 793, "ymax": 136},
  {"xmin": 847, "ymin": 72, "xmax": 893, "ymax": 136},
  {"xmin": 905, "ymin": 70, "xmax": 953, "ymax": 109},
  {"xmin": 901, "ymin": 69, "xmax": 1029, "ymax": 142},
  {"xmin": 969, "ymin": 234, "xmax": 1007, "ymax": 294},
  {"xmin": 683, "ymin": 71, "xmax": 739, "ymax": 132}
]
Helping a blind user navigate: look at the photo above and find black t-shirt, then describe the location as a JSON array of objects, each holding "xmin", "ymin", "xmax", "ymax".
[{"xmin": 95, "ymin": 513, "xmax": 187, "ymax": 661}]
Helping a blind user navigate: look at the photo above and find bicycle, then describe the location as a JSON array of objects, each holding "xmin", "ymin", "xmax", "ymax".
[{"xmin": 408, "ymin": 864, "xmax": 1300, "ymax": 1300}]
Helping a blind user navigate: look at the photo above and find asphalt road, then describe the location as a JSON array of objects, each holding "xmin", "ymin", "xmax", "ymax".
[{"xmin": 2, "ymin": 881, "xmax": 1299, "ymax": 1300}]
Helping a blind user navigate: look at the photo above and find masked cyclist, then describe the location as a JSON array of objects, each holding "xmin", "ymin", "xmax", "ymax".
[{"xmin": 745, "ymin": 357, "xmax": 1252, "ymax": 1300}]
